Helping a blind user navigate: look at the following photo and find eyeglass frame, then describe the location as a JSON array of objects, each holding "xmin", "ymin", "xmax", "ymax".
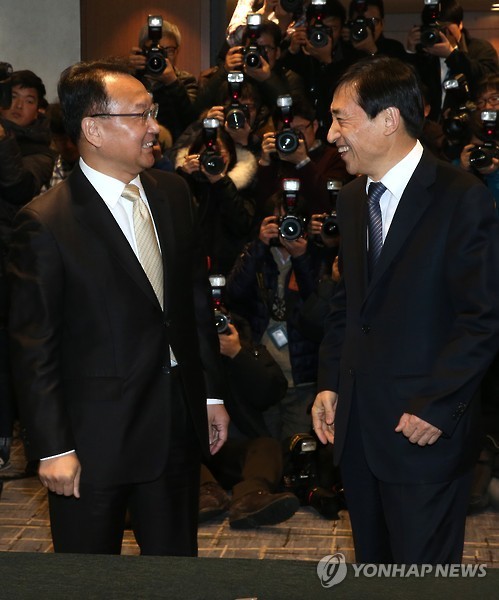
[
  {"xmin": 476, "ymin": 94, "xmax": 499, "ymax": 110},
  {"xmin": 90, "ymin": 103, "xmax": 159, "ymax": 123}
]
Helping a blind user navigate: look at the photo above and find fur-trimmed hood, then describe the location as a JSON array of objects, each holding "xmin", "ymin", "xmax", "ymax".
[{"xmin": 175, "ymin": 144, "xmax": 257, "ymax": 191}]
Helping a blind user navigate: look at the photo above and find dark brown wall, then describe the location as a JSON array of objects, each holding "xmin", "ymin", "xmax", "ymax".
[{"xmin": 80, "ymin": 1, "xmax": 209, "ymax": 78}]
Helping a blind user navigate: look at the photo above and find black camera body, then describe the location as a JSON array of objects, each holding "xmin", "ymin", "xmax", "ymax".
[
  {"xmin": 441, "ymin": 74, "xmax": 474, "ymax": 148},
  {"xmin": 243, "ymin": 13, "xmax": 265, "ymax": 68},
  {"xmin": 143, "ymin": 15, "xmax": 168, "ymax": 75},
  {"xmin": 209, "ymin": 274, "xmax": 231, "ymax": 334},
  {"xmin": 470, "ymin": 110, "xmax": 499, "ymax": 169},
  {"xmin": 225, "ymin": 71, "xmax": 249, "ymax": 130},
  {"xmin": 282, "ymin": 433, "xmax": 345, "ymax": 520},
  {"xmin": 200, "ymin": 118, "xmax": 225, "ymax": 176},
  {"xmin": 307, "ymin": 0, "xmax": 331, "ymax": 48},
  {"xmin": 275, "ymin": 95, "xmax": 300, "ymax": 154},
  {"xmin": 321, "ymin": 180, "xmax": 342, "ymax": 238},
  {"xmin": 420, "ymin": 0, "xmax": 442, "ymax": 48},
  {"xmin": 0, "ymin": 62, "xmax": 13, "ymax": 110},
  {"xmin": 272, "ymin": 179, "xmax": 307, "ymax": 244},
  {"xmin": 348, "ymin": 0, "xmax": 374, "ymax": 43}
]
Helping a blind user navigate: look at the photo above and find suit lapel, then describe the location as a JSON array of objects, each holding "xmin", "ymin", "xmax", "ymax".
[
  {"xmin": 69, "ymin": 166, "xmax": 161, "ymax": 309},
  {"xmin": 364, "ymin": 151, "xmax": 437, "ymax": 300}
]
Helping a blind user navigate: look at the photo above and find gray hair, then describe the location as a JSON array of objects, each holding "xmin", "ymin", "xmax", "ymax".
[{"xmin": 138, "ymin": 20, "xmax": 181, "ymax": 48}]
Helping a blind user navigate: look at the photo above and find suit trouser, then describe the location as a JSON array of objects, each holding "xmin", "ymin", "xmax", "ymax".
[
  {"xmin": 48, "ymin": 375, "xmax": 201, "ymax": 556},
  {"xmin": 340, "ymin": 395, "xmax": 472, "ymax": 564},
  {"xmin": 201, "ymin": 437, "xmax": 283, "ymax": 501}
]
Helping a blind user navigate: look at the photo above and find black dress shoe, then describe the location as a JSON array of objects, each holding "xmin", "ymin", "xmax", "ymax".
[
  {"xmin": 199, "ymin": 482, "xmax": 230, "ymax": 523},
  {"xmin": 229, "ymin": 490, "xmax": 300, "ymax": 529}
]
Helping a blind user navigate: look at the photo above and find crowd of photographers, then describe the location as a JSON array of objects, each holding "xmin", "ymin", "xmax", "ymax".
[{"xmin": 0, "ymin": 0, "xmax": 498, "ymax": 524}]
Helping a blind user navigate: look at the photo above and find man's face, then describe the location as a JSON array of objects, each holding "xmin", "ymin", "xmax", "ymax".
[
  {"xmin": 0, "ymin": 85, "xmax": 40, "ymax": 127},
  {"xmin": 323, "ymin": 16, "xmax": 343, "ymax": 46},
  {"xmin": 439, "ymin": 21, "xmax": 462, "ymax": 46},
  {"xmin": 90, "ymin": 74, "xmax": 159, "ymax": 182},
  {"xmin": 327, "ymin": 84, "xmax": 386, "ymax": 178},
  {"xmin": 256, "ymin": 32, "xmax": 280, "ymax": 69},
  {"xmin": 361, "ymin": 6, "xmax": 383, "ymax": 42},
  {"xmin": 291, "ymin": 115, "xmax": 318, "ymax": 149}
]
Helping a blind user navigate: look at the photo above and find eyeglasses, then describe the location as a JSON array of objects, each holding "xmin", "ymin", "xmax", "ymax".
[
  {"xmin": 90, "ymin": 103, "xmax": 159, "ymax": 123},
  {"xmin": 163, "ymin": 46, "xmax": 178, "ymax": 55},
  {"xmin": 476, "ymin": 95, "xmax": 499, "ymax": 109},
  {"xmin": 293, "ymin": 121, "xmax": 313, "ymax": 134},
  {"xmin": 259, "ymin": 44, "xmax": 277, "ymax": 54}
]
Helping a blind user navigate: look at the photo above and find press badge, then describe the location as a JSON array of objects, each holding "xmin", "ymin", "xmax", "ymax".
[{"xmin": 268, "ymin": 323, "xmax": 288, "ymax": 349}]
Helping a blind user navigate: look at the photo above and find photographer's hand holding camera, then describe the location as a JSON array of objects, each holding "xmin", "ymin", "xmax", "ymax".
[{"xmin": 129, "ymin": 16, "xmax": 198, "ymax": 141}]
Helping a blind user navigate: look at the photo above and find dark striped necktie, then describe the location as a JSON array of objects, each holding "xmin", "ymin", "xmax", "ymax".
[{"xmin": 367, "ymin": 181, "xmax": 386, "ymax": 277}]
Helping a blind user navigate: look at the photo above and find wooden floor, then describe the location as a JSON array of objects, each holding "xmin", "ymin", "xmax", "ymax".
[{"xmin": 1, "ymin": 435, "xmax": 499, "ymax": 564}]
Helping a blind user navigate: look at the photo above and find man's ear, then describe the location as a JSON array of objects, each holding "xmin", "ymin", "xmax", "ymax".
[
  {"xmin": 81, "ymin": 116, "xmax": 103, "ymax": 148},
  {"xmin": 383, "ymin": 106, "xmax": 400, "ymax": 135}
]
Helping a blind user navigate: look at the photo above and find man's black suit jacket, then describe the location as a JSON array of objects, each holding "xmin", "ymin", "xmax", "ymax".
[
  {"xmin": 8, "ymin": 166, "xmax": 224, "ymax": 485},
  {"xmin": 318, "ymin": 149, "xmax": 499, "ymax": 484}
]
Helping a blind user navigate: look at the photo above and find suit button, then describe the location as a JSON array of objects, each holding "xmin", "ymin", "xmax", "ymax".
[
  {"xmin": 362, "ymin": 325, "xmax": 370, "ymax": 334},
  {"xmin": 349, "ymin": 368, "xmax": 355, "ymax": 377},
  {"xmin": 163, "ymin": 319, "xmax": 171, "ymax": 327},
  {"xmin": 162, "ymin": 365, "xmax": 170, "ymax": 374}
]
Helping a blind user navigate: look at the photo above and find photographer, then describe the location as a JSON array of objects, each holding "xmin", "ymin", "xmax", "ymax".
[
  {"xmin": 199, "ymin": 312, "xmax": 301, "ymax": 528},
  {"xmin": 0, "ymin": 68, "xmax": 55, "ymax": 471},
  {"xmin": 255, "ymin": 95, "xmax": 351, "ymax": 217},
  {"xmin": 226, "ymin": 190, "xmax": 329, "ymax": 441},
  {"xmin": 129, "ymin": 17, "xmax": 198, "ymax": 141},
  {"xmin": 344, "ymin": 0, "xmax": 407, "ymax": 61},
  {"xmin": 281, "ymin": 0, "xmax": 358, "ymax": 140},
  {"xmin": 175, "ymin": 116, "xmax": 258, "ymax": 276},
  {"xmin": 197, "ymin": 17, "xmax": 305, "ymax": 121},
  {"xmin": 406, "ymin": 0, "xmax": 499, "ymax": 122}
]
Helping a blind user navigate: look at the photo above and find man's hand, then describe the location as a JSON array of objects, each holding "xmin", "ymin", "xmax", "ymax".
[
  {"xmin": 129, "ymin": 46, "xmax": 146, "ymax": 71},
  {"xmin": 311, "ymin": 390, "xmax": 338, "ymax": 445},
  {"xmin": 224, "ymin": 46, "xmax": 245, "ymax": 71},
  {"xmin": 207, "ymin": 404, "xmax": 230, "ymax": 455},
  {"xmin": 219, "ymin": 323, "xmax": 242, "ymax": 358},
  {"xmin": 281, "ymin": 235, "xmax": 307, "ymax": 257},
  {"xmin": 259, "ymin": 215, "xmax": 279, "ymax": 245},
  {"xmin": 395, "ymin": 413, "xmax": 442, "ymax": 446},
  {"xmin": 39, "ymin": 453, "xmax": 81, "ymax": 498}
]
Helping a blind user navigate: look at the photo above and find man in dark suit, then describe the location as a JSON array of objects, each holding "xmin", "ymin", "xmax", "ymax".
[
  {"xmin": 7, "ymin": 60, "xmax": 229, "ymax": 556},
  {"xmin": 311, "ymin": 56, "xmax": 499, "ymax": 564}
]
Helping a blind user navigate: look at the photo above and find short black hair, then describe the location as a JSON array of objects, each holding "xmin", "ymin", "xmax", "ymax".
[
  {"xmin": 11, "ymin": 70, "xmax": 46, "ymax": 106},
  {"xmin": 475, "ymin": 74, "xmax": 499, "ymax": 100},
  {"xmin": 349, "ymin": 0, "xmax": 385, "ymax": 20},
  {"xmin": 337, "ymin": 56, "xmax": 424, "ymax": 139},
  {"xmin": 438, "ymin": 0, "xmax": 464, "ymax": 24},
  {"xmin": 242, "ymin": 18, "xmax": 282, "ymax": 48},
  {"xmin": 306, "ymin": 0, "xmax": 346, "ymax": 25},
  {"xmin": 57, "ymin": 59, "xmax": 133, "ymax": 144}
]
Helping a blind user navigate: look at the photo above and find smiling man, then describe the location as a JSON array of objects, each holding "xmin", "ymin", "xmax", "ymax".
[
  {"xmin": 8, "ymin": 60, "xmax": 229, "ymax": 556},
  {"xmin": 311, "ymin": 56, "xmax": 499, "ymax": 564}
]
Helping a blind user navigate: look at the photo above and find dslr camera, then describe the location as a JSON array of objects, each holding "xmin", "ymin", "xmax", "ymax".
[
  {"xmin": 225, "ymin": 71, "xmax": 249, "ymax": 130},
  {"xmin": 307, "ymin": 0, "xmax": 331, "ymax": 48},
  {"xmin": 243, "ymin": 13, "xmax": 266, "ymax": 68},
  {"xmin": 275, "ymin": 95, "xmax": 300, "ymax": 154},
  {"xmin": 209, "ymin": 274, "xmax": 231, "ymax": 334},
  {"xmin": 469, "ymin": 111, "xmax": 499, "ymax": 169},
  {"xmin": 348, "ymin": 0, "xmax": 375, "ymax": 43},
  {"xmin": 320, "ymin": 180, "xmax": 342, "ymax": 238},
  {"xmin": 199, "ymin": 118, "xmax": 225, "ymax": 176},
  {"xmin": 283, "ymin": 434, "xmax": 345, "ymax": 520},
  {"xmin": 420, "ymin": 0, "xmax": 442, "ymax": 48},
  {"xmin": 0, "ymin": 62, "xmax": 13, "ymax": 110},
  {"xmin": 142, "ymin": 15, "xmax": 168, "ymax": 75},
  {"xmin": 271, "ymin": 179, "xmax": 307, "ymax": 245},
  {"xmin": 442, "ymin": 74, "xmax": 474, "ymax": 147}
]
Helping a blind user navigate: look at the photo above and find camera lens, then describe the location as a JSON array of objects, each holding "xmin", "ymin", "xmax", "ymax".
[
  {"xmin": 276, "ymin": 130, "xmax": 300, "ymax": 154},
  {"xmin": 226, "ymin": 107, "xmax": 246, "ymax": 130},
  {"xmin": 420, "ymin": 25, "xmax": 440, "ymax": 47},
  {"xmin": 146, "ymin": 50, "xmax": 166, "ymax": 74},
  {"xmin": 308, "ymin": 27, "xmax": 329, "ymax": 48},
  {"xmin": 244, "ymin": 49, "xmax": 261, "ymax": 68},
  {"xmin": 322, "ymin": 214, "xmax": 339, "ymax": 237},
  {"xmin": 279, "ymin": 215, "xmax": 304, "ymax": 241},
  {"xmin": 214, "ymin": 309, "xmax": 231, "ymax": 334},
  {"xmin": 200, "ymin": 150, "xmax": 225, "ymax": 176}
]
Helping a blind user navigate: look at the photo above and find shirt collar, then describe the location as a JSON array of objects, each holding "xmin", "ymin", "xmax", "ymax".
[
  {"xmin": 79, "ymin": 158, "xmax": 144, "ymax": 208},
  {"xmin": 366, "ymin": 140, "xmax": 424, "ymax": 200}
]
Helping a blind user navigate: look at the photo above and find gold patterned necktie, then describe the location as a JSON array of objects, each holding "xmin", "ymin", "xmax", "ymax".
[{"xmin": 121, "ymin": 183, "xmax": 164, "ymax": 309}]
